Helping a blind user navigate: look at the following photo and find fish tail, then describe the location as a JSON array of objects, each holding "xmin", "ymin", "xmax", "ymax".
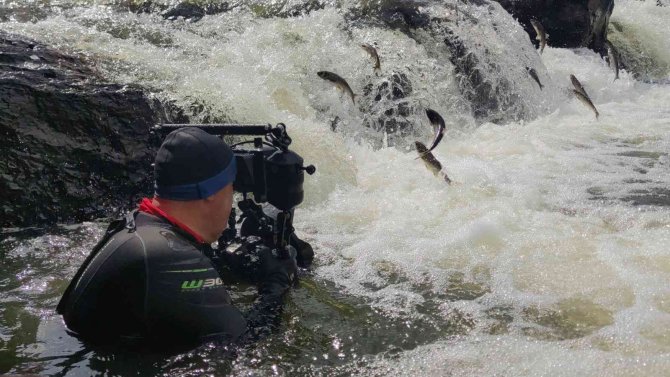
[
  {"xmin": 351, "ymin": 93, "xmax": 357, "ymax": 105},
  {"xmin": 441, "ymin": 171, "xmax": 452, "ymax": 185},
  {"xmin": 539, "ymin": 83, "xmax": 544, "ymax": 90}
]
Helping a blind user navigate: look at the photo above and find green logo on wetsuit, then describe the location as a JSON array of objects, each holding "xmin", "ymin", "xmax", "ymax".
[
  {"xmin": 181, "ymin": 280, "xmax": 204, "ymax": 289},
  {"xmin": 180, "ymin": 278, "xmax": 223, "ymax": 290}
]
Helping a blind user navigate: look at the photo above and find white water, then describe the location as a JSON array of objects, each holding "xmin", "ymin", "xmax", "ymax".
[{"xmin": 2, "ymin": 0, "xmax": 670, "ymax": 375}]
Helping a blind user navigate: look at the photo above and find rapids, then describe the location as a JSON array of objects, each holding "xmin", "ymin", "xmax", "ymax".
[{"xmin": 1, "ymin": 0, "xmax": 669, "ymax": 375}]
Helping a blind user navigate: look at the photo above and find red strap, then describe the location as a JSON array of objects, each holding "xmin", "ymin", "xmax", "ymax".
[{"xmin": 138, "ymin": 198, "xmax": 206, "ymax": 244}]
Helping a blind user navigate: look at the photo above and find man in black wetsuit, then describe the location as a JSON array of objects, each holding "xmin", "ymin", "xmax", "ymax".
[{"xmin": 57, "ymin": 127, "xmax": 298, "ymax": 348}]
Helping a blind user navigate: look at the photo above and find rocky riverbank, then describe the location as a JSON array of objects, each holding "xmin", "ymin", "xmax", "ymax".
[{"xmin": 0, "ymin": 31, "xmax": 186, "ymax": 228}]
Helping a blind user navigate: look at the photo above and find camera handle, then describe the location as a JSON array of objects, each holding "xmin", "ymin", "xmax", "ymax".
[
  {"xmin": 220, "ymin": 198, "xmax": 289, "ymax": 257},
  {"xmin": 274, "ymin": 211, "xmax": 293, "ymax": 259}
]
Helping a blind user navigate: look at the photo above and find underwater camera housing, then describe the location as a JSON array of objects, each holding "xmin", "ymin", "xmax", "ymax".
[{"xmin": 153, "ymin": 123, "xmax": 316, "ymax": 264}]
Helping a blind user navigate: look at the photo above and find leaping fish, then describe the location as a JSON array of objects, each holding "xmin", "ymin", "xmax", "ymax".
[
  {"xmin": 361, "ymin": 43, "xmax": 381, "ymax": 74},
  {"xmin": 570, "ymin": 74, "xmax": 599, "ymax": 119},
  {"xmin": 573, "ymin": 90, "xmax": 600, "ymax": 119},
  {"xmin": 415, "ymin": 141, "xmax": 452, "ymax": 184},
  {"xmin": 317, "ymin": 71, "xmax": 357, "ymax": 105},
  {"xmin": 416, "ymin": 108, "xmax": 446, "ymax": 158},
  {"xmin": 604, "ymin": 40, "xmax": 620, "ymax": 81},
  {"xmin": 570, "ymin": 74, "xmax": 588, "ymax": 98},
  {"xmin": 530, "ymin": 19, "xmax": 547, "ymax": 54},
  {"xmin": 526, "ymin": 67, "xmax": 544, "ymax": 90}
]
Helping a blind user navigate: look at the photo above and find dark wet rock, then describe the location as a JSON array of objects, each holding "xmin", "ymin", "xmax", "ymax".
[
  {"xmin": 485, "ymin": 305, "xmax": 514, "ymax": 335},
  {"xmin": 522, "ymin": 298, "xmax": 614, "ymax": 340},
  {"xmin": 272, "ymin": 0, "xmax": 329, "ymax": 18},
  {"xmin": 242, "ymin": 0, "xmax": 329, "ymax": 18},
  {"xmin": 0, "ymin": 32, "xmax": 187, "ymax": 228},
  {"xmin": 494, "ymin": 0, "xmax": 615, "ymax": 54},
  {"xmin": 345, "ymin": 0, "xmax": 432, "ymax": 32},
  {"xmin": 443, "ymin": 27, "xmax": 522, "ymax": 124},
  {"xmin": 443, "ymin": 273, "xmax": 490, "ymax": 301},
  {"xmin": 375, "ymin": 3, "xmax": 432, "ymax": 31},
  {"xmin": 348, "ymin": 0, "xmax": 533, "ymax": 125},
  {"xmin": 126, "ymin": 0, "xmax": 233, "ymax": 21},
  {"xmin": 76, "ymin": 17, "xmax": 175, "ymax": 48},
  {"xmin": 358, "ymin": 72, "xmax": 421, "ymax": 147},
  {"xmin": 621, "ymin": 188, "xmax": 670, "ymax": 207},
  {"xmin": 131, "ymin": 0, "xmax": 324, "ymax": 20},
  {"xmin": 162, "ymin": 1, "xmax": 232, "ymax": 21},
  {"xmin": 0, "ymin": 4, "xmax": 51, "ymax": 23},
  {"xmin": 608, "ymin": 20, "xmax": 670, "ymax": 81},
  {"xmin": 616, "ymin": 151, "xmax": 668, "ymax": 159}
]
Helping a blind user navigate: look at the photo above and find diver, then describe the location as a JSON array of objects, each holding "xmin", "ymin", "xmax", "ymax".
[{"xmin": 57, "ymin": 127, "xmax": 309, "ymax": 349}]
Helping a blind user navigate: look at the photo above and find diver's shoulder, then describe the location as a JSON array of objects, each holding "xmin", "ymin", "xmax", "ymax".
[{"xmin": 132, "ymin": 212, "xmax": 203, "ymax": 256}]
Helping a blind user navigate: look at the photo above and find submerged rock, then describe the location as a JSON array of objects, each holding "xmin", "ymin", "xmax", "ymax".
[
  {"xmin": 359, "ymin": 72, "xmax": 420, "ymax": 148},
  {"xmin": 162, "ymin": 1, "xmax": 232, "ymax": 21},
  {"xmin": 127, "ymin": 0, "xmax": 234, "ymax": 21},
  {"xmin": 250, "ymin": 0, "xmax": 329, "ymax": 18},
  {"xmin": 0, "ymin": 32, "xmax": 186, "ymax": 228},
  {"xmin": 608, "ymin": 19, "xmax": 670, "ymax": 82},
  {"xmin": 130, "ymin": 0, "xmax": 325, "ymax": 21}
]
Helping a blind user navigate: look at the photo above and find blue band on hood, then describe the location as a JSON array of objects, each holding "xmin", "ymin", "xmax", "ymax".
[{"xmin": 155, "ymin": 158, "xmax": 236, "ymax": 200}]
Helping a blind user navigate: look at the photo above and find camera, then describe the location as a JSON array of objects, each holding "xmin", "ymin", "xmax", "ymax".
[
  {"xmin": 230, "ymin": 123, "xmax": 316, "ymax": 211},
  {"xmin": 152, "ymin": 123, "xmax": 316, "ymax": 269}
]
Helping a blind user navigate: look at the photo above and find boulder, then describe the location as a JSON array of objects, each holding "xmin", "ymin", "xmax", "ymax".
[
  {"xmin": 0, "ymin": 32, "xmax": 187, "ymax": 228},
  {"xmin": 129, "ymin": 0, "xmax": 323, "ymax": 21},
  {"xmin": 348, "ymin": 0, "xmax": 536, "ymax": 126},
  {"xmin": 127, "ymin": 1, "xmax": 233, "ymax": 21},
  {"xmin": 494, "ymin": 0, "xmax": 615, "ymax": 54}
]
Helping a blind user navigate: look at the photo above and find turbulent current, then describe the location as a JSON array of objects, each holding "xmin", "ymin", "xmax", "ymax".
[{"xmin": 1, "ymin": 0, "xmax": 670, "ymax": 375}]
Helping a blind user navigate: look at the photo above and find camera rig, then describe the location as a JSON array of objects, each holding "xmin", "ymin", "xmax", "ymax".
[{"xmin": 153, "ymin": 123, "xmax": 315, "ymax": 260}]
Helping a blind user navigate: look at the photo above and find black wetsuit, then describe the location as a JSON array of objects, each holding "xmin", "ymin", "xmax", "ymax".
[{"xmin": 57, "ymin": 211, "xmax": 292, "ymax": 348}]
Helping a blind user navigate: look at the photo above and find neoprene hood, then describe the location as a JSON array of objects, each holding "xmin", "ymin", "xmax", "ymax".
[{"xmin": 154, "ymin": 127, "xmax": 236, "ymax": 200}]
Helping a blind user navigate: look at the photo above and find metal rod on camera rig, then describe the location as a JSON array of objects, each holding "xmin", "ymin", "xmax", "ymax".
[{"xmin": 153, "ymin": 124, "xmax": 272, "ymax": 135}]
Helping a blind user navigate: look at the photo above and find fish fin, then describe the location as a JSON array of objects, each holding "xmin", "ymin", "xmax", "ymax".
[{"xmin": 414, "ymin": 151, "xmax": 429, "ymax": 160}]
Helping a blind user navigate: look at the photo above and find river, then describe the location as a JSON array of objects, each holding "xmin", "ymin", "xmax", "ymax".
[{"xmin": 1, "ymin": 0, "xmax": 669, "ymax": 375}]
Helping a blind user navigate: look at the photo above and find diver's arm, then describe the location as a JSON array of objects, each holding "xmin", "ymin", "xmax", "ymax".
[{"xmin": 238, "ymin": 246, "xmax": 297, "ymax": 343}]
